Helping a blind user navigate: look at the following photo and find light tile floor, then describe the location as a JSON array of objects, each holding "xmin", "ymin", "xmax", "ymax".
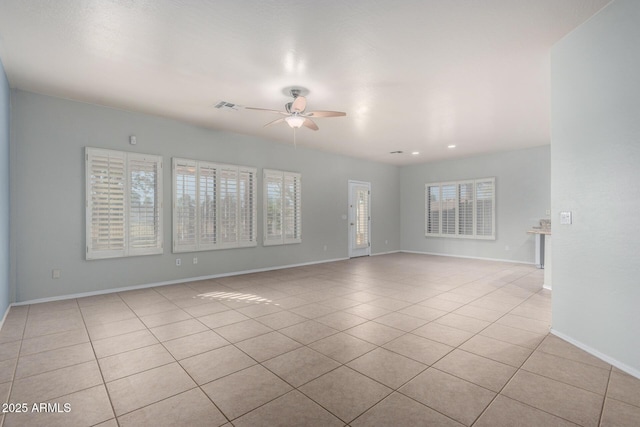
[{"xmin": 0, "ymin": 253, "xmax": 639, "ymax": 426}]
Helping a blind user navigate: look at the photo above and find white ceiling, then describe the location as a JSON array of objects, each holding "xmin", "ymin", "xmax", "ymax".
[{"xmin": 0, "ymin": 0, "xmax": 611, "ymax": 165}]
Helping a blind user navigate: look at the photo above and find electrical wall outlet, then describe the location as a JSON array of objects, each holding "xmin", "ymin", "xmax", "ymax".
[
  {"xmin": 52, "ymin": 269, "xmax": 61, "ymax": 279},
  {"xmin": 193, "ymin": 257, "xmax": 198, "ymax": 265},
  {"xmin": 560, "ymin": 211, "xmax": 572, "ymax": 225}
]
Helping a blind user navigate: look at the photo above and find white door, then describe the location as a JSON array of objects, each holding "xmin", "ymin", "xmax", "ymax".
[{"xmin": 349, "ymin": 181, "xmax": 371, "ymax": 258}]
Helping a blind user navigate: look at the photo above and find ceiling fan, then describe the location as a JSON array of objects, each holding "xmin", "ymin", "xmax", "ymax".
[{"xmin": 245, "ymin": 88, "xmax": 346, "ymax": 131}]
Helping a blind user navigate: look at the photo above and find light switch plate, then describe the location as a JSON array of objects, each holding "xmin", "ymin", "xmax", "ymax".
[{"xmin": 560, "ymin": 211, "xmax": 572, "ymax": 225}]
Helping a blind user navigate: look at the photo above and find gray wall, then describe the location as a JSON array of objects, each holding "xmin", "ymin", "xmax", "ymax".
[
  {"xmin": 400, "ymin": 146, "xmax": 550, "ymax": 263},
  {"xmin": 10, "ymin": 90, "xmax": 400, "ymax": 302},
  {"xmin": 0, "ymin": 59, "xmax": 9, "ymax": 315},
  {"xmin": 551, "ymin": 0, "xmax": 640, "ymax": 374}
]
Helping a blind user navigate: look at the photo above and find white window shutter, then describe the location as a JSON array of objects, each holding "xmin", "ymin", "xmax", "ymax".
[
  {"xmin": 458, "ymin": 181, "xmax": 475, "ymax": 237},
  {"xmin": 475, "ymin": 178, "xmax": 496, "ymax": 239},
  {"xmin": 173, "ymin": 158, "xmax": 198, "ymax": 252},
  {"xmin": 441, "ymin": 183, "xmax": 457, "ymax": 236},
  {"xmin": 425, "ymin": 184, "xmax": 441, "ymax": 236},
  {"xmin": 219, "ymin": 167, "xmax": 239, "ymax": 247},
  {"xmin": 284, "ymin": 172, "xmax": 302, "ymax": 244},
  {"xmin": 128, "ymin": 153, "xmax": 163, "ymax": 256},
  {"xmin": 198, "ymin": 163, "xmax": 218, "ymax": 249},
  {"xmin": 354, "ymin": 185, "xmax": 370, "ymax": 249},
  {"xmin": 172, "ymin": 159, "xmax": 256, "ymax": 252},
  {"xmin": 239, "ymin": 168, "xmax": 257, "ymax": 247},
  {"xmin": 86, "ymin": 148, "xmax": 126, "ymax": 259},
  {"xmin": 86, "ymin": 147, "xmax": 163, "ymax": 260},
  {"xmin": 264, "ymin": 170, "xmax": 284, "ymax": 246},
  {"xmin": 425, "ymin": 177, "xmax": 495, "ymax": 241},
  {"xmin": 264, "ymin": 169, "xmax": 301, "ymax": 246}
]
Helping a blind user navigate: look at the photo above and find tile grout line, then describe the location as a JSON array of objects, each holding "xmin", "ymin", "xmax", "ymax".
[
  {"xmin": 369, "ymin": 267, "xmax": 535, "ymax": 426},
  {"xmin": 598, "ymin": 366, "xmax": 613, "ymax": 427},
  {"xmin": 383, "ymin": 266, "xmax": 550, "ymax": 426},
  {"xmin": 78, "ymin": 296, "xmax": 122, "ymax": 427},
  {"xmin": 1, "ymin": 304, "xmax": 29, "ymax": 427},
  {"xmin": 247, "ymin": 263, "xmax": 533, "ymax": 425},
  {"xmin": 469, "ymin": 325, "xmax": 551, "ymax": 426},
  {"xmin": 120, "ymin": 285, "xmax": 234, "ymax": 425},
  {"xmin": 3, "ymin": 256, "xmax": 630, "ymax": 426}
]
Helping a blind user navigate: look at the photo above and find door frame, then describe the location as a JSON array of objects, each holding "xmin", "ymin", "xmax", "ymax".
[{"xmin": 348, "ymin": 180, "xmax": 371, "ymax": 258}]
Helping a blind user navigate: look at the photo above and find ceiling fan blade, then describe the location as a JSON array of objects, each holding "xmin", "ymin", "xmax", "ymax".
[
  {"xmin": 306, "ymin": 110, "xmax": 346, "ymax": 118},
  {"xmin": 245, "ymin": 107, "xmax": 288, "ymax": 115},
  {"xmin": 264, "ymin": 117, "xmax": 286, "ymax": 127},
  {"xmin": 303, "ymin": 118, "xmax": 319, "ymax": 131},
  {"xmin": 291, "ymin": 96, "xmax": 307, "ymax": 113}
]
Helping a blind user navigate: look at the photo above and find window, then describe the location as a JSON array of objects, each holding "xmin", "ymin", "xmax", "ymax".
[
  {"xmin": 173, "ymin": 158, "xmax": 256, "ymax": 252},
  {"xmin": 425, "ymin": 177, "xmax": 495, "ymax": 240},
  {"xmin": 264, "ymin": 169, "xmax": 301, "ymax": 245},
  {"xmin": 86, "ymin": 147, "xmax": 163, "ymax": 259}
]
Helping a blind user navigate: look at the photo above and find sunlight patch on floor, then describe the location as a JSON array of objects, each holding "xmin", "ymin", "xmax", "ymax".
[{"xmin": 198, "ymin": 291, "xmax": 275, "ymax": 305}]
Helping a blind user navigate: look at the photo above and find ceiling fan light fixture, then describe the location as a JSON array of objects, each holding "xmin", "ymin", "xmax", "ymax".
[
  {"xmin": 285, "ymin": 115, "xmax": 305, "ymax": 129},
  {"xmin": 245, "ymin": 89, "xmax": 344, "ymax": 133}
]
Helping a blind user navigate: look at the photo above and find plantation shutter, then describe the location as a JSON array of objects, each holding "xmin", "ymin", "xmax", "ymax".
[
  {"xmin": 354, "ymin": 185, "xmax": 370, "ymax": 249},
  {"xmin": 173, "ymin": 159, "xmax": 256, "ymax": 252},
  {"xmin": 239, "ymin": 168, "xmax": 257, "ymax": 246},
  {"xmin": 441, "ymin": 183, "xmax": 457, "ymax": 236},
  {"xmin": 425, "ymin": 177, "xmax": 495, "ymax": 240},
  {"xmin": 284, "ymin": 172, "xmax": 302, "ymax": 244},
  {"xmin": 86, "ymin": 148, "xmax": 126, "ymax": 259},
  {"xmin": 173, "ymin": 159, "xmax": 197, "ymax": 252},
  {"xmin": 264, "ymin": 170, "xmax": 284, "ymax": 245},
  {"xmin": 219, "ymin": 167, "xmax": 238, "ymax": 247},
  {"xmin": 128, "ymin": 153, "xmax": 163, "ymax": 256},
  {"xmin": 264, "ymin": 169, "xmax": 301, "ymax": 246},
  {"xmin": 86, "ymin": 147, "xmax": 163, "ymax": 260},
  {"xmin": 425, "ymin": 184, "xmax": 441, "ymax": 236},
  {"xmin": 199, "ymin": 163, "xmax": 218, "ymax": 249},
  {"xmin": 458, "ymin": 181, "xmax": 474, "ymax": 237},
  {"xmin": 475, "ymin": 178, "xmax": 495, "ymax": 239}
]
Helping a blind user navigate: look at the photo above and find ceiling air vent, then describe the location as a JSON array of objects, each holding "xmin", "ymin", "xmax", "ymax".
[
  {"xmin": 390, "ymin": 150, "xmax": 404, "ymax": 154},
  {"xmin": 214, "ymin": 101, "xmax": 242, "ymax": 111}
]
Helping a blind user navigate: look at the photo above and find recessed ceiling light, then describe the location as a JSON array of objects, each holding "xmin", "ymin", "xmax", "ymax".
[
  {"xmin": 411, "ymin": 151, "xmax": 420, "ymax": 155},
  {"xmin": 447, "ymin": 145, "xmax": 456, "ymax": 149}
]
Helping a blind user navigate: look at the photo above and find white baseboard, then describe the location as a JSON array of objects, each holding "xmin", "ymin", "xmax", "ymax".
[
  {"xmin": 13, "ymin": 256, "xmax": 350, "ymax": 306},
  {"xmin": 371, "ymin": 250, "xmax": 401, "ymax": 256},
  {"xmin": 550, "ymin": 329, "xmax": 640, "ymax": 380},
  {"xmin": 0, "ymin": 304, "xmax": 11, "ymax": 332},
  {"xmin": 400, "ymin": 250, "xmax": 535, "ymax": 265}
]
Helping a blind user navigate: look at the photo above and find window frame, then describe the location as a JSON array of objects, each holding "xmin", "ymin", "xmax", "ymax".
[
  {"xmin": 263, "ymin": 169, "xmax": 302, "ymax": 246},
  {"xmin": 86, "ymin": 147, "xmax": 164, "ymax": 260},
  {"xmin": 172, "ymin": 158, "xmax": 257, "ymax": 253},
  {"xmin": 425, "ymin": 177, "xmax": 495, "ymax": 240}
]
